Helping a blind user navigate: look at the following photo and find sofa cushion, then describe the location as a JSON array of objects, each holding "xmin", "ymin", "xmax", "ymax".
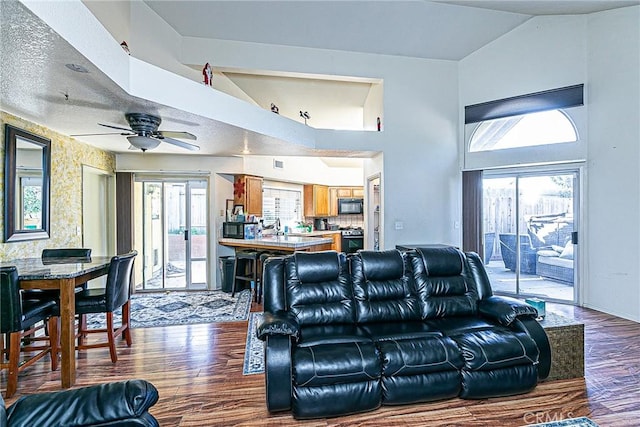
[
  {"xmin": 351, "ymin": 250, "xmax": 420, "ymax": 323},
  {"xmin": 298, "ymin": 324, "xmax": 371, "ymax": 347},
  {"xmin": 410, "ymin": 247, "xmax": 479, "ymax": 319},
  {"xmin": 450, "ymin": 329, "xmax": 539, "ymax": 371},
  {"xmin": 381, "ymin": 371, "xmax": 462, "ymax": 405},
  {"xmin": 293, "ymin": 342, "xmax": 381, "ymax": 387},
  {"xmin": 285, "ymin": 251, "xmax": 355, "ymax": 325},
  {"xmin": 460, "ymin": 364, "xmax": 538, "ymax": 399},
  {"xmin": 377, "ymin": 336, "xmax": 464, "ymax": 376},
  {"xmin": 292, "ymin": 382, "xmax": 382, "ymax": 419},
  {"xmin": 559, "ymin": 242, "xmax": 574, "ymax": 259},
  {"xmin": 425, "ymin": 316, "xmax": 497, "ymax": 336},
  {"xmin": 361, "ymin": 321, "xmax": 441, "ymax": 342},
  {"xmin": 536, "ymin": 249, "xmax": 560, "ymax": 258}
]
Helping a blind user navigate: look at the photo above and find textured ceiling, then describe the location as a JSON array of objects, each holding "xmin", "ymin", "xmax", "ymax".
[
  {"xmin": 0, "ymin": 1, "xmax": 376, "ymax": 157},
  {"xmin": 2, "ymin": 0, "xmax": 637, "ymax": 158}
]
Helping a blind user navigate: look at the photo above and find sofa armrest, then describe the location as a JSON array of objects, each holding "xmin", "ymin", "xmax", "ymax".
[
  {"xmin": 6, "ymin": 379, "xmax": 159, "ymax": 427},
  {"xmin": 479, "ymin": 295, "xmax": 538, "ymax": 326},
  {"xmin": 257, "ymin": 310, "xmax": 299, "ymax": 341},
  {"xmin": 264, "ymin": 335, "xmax": 293, "ymax": 413},
  {"xmin": 511, "ymin": 317, "xmax": 552, "ymax": 380}
]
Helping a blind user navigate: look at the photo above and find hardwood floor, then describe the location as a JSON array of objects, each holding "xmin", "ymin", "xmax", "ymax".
[{"xmin": 2, "ymin": 302, "xmax": 639, "ymax": 426}]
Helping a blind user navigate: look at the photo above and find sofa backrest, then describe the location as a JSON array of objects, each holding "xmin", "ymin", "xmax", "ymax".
[
  {"xmin": 350, "ymin": 249, "xmax": 420, "ymax": 323},
  {"xmin": 409, "ymin": 246, "xmax": 479, "ymax": 319},
  {"xmin": 283, "ymin": 251, "xmax": 355, "ymax": 325}
]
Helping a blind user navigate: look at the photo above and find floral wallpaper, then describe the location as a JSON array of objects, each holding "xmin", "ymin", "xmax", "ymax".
[{"xmin": 0, "ymin": 111, "xmax": 115, "ymax": 260}]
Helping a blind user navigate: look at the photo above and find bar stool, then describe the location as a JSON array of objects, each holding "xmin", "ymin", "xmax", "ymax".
[{"xmin": 232, "ymin": 251, "xmax": 259, "ymax": 299}]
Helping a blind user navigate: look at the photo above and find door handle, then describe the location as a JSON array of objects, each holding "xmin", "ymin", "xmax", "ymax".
[{"xmin": 184, "ymin": 229, "xmax": 189, "ymax": 240}]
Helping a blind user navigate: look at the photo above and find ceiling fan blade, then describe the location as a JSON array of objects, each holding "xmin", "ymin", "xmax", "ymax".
[
  {"xmin": 71, "ymin": 131, "xmax": 134, "ymax": 137},
  {"xmin": 98, "ymin": 123, "xmax": 135, "ymax": 132},
  {"xmin": 161, "ymin": 137, "xmax": 200, "ymax": 151},
  {"xmin": 155, "ymin": 130, "xmax": 197, "ymax": 140}
]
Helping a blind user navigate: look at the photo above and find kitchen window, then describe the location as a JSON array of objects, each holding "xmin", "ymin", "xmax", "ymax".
[{"xmin": 262, "ymin": 187, "xmax": 302, "ymax": 228}]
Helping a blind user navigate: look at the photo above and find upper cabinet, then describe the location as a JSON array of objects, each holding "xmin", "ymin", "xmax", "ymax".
[
  {"xmin": 304, "ymin": 184, "xmax": 329, "ymax": 217},
  {"xmin": 234, "ymin": 175, "xmax": 263, "ymax": 216},
  {"xmin": 328, "ymin": 186, "xmax": 364, "ymax": 216}
]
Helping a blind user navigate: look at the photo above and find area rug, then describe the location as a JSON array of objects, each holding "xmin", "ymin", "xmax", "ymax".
[
  {"xmin": 524, "ymin": 417, "xmax": 599, "ymax": 427},
  {"xmin": 243, "ymin": 312, "xmax": 265, "ymax": 375},
  {"xmin": 86, "ymin": 289, "xmax": 252, "ymax": 329}
]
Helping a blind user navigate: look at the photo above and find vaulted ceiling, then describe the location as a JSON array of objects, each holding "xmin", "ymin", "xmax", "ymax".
[{"xmin": 1, "ymin": 0, "xmax": 637, "ymax": 156}]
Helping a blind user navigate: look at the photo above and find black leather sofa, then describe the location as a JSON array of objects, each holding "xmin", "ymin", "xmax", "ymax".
[
  {"xmin": 257, "ymin": 246, "xmax": 551, "ymax": 419},
  {"xmin": 0, "ymin": 379, "xmax": 159, "ymax": 426}
]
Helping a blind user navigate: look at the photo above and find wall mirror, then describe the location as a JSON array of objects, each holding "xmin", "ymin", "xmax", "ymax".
[{"xmin": 3, "ymin": 124, "xmax": 51, "ymax": 242}]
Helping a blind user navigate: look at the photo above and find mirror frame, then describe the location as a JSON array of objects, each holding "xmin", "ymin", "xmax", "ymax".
[{"xmin": 3, "ymin": 124, "xmax": 51, "ymax": 242}]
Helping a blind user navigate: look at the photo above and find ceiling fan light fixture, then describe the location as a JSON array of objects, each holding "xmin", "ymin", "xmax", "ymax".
[{"xmin": 127, "ymin": 135, "xmax": 160, "ymax": 151}]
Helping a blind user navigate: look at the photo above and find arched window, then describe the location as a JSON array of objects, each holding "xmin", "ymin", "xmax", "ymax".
[{"xmin": 469, "ymin": 109, "xmax": 577, "ymax": 152}]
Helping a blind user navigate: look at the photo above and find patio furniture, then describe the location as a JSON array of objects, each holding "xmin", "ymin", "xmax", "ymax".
[
  {"xmin": 536, "ymin": 242, "xmax": 574, "ymax": 284},
  {"xmin": 499, "ymin": 233, "xmax": 538, "ymax": 274}
]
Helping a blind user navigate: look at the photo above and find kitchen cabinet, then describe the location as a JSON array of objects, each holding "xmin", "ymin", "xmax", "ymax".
[
  {"xmin": 352, "ymin": 187, "xmax": 364, "ymax": 198},
  {"xmin": 304, "ymin": 184, "xmax": 329, "ymax": 217},
  {"xmin": 336, "ymin": 188, "xmax": 353, "ymax": 198},
  {"xmin": 329, "ymin": 187, "xmax": 339, "ymax": 216},
  {"xmin": 234, "ymin": 175, "xmax": 263, "ymax": 216},
  {"xmin": 328, "ymin": 186, "xmax": 364, "ymax": 216}
]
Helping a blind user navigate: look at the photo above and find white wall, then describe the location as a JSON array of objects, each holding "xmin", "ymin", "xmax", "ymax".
[
  {"xmin": 585, "ymin": 6, "xmax": 640, "ymax": 321},
  {"xmin": 243, "ymin": 156, "xmax": 363, "ymax": 186},
  {"xmin": 129, "ymin": 1, "xmax": 199, "ymax": 81},
  {"xmin": 181, "ymin": 38, "xmax": 461, "ymax": 249},
  {"xmin": 364, "ymin": 82, "xmax": 384, "ymax": 131},
  {"xmin": 459, "ymin": 9, "xmax": 640, "ymax": 321}
]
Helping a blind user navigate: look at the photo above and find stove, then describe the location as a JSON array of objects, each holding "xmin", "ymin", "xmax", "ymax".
[
  {"xmin": 340, "ymin": 227, "xmax": 364, "ymax": 236},
  {"xmin": 340, "ymin": 227, "xmax": 364, "ymax": 253}
]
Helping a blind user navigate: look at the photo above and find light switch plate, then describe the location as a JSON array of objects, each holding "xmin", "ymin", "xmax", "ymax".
[{"xmin": 395, "ymin": 221, "xmax": 403, "ymax": 230}]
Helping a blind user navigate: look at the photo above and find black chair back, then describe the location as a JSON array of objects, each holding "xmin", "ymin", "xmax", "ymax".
[
  {"xmin": 42, "ymin": 248, "xmax": 92, "ymax": 259},
  {"xmin": 0, "ymin": 266, "xmax": 22, "ymax": 334},
  {"xmin": 105, "ymin": 251, "xmax": 137, "ymax": 312}
]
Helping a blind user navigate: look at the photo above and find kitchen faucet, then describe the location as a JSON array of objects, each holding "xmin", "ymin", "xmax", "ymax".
[{"xmin": 275, "ymin": 218, "xmax": 282, "ymax": 235}]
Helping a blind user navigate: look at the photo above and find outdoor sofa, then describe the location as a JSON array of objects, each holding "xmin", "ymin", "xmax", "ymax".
[{"xmin": 536, "ymin": 242, "xmax": 575, "ymax": 284}]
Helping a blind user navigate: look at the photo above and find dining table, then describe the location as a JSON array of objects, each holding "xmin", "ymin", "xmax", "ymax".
[{"xmin": 0, "ymin": 256, "xmax": 113, "ymax": 388}]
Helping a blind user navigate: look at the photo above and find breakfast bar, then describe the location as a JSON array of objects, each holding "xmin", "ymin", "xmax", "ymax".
[{"xmin": 219, "ymin": 235, "xmax": 334, "ymax": 252}]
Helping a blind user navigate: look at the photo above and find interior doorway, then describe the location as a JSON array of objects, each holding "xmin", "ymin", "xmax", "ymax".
[
  {"xmin": 366, "ymin": 174, "xmax": 381, "ymax": 250},
  {"xmin": 135, "ymin": 178, "xmax": 208, "ymax": 291},
  {"xmin": 82, "ymin": 165, "xmax": 115, "ymax": 288},
  {"xmin": 483, "ymin": 170, "xmax": 578, "ymax": 303}
]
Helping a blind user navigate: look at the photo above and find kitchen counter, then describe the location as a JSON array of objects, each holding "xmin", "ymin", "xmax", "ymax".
[
  {"xmin": 287, "ymin": 230, "xmax": 341, "ymax": 237},
  {"xmin": 219, "ymin": 235, "xmax": 333, "ymax": 252}
]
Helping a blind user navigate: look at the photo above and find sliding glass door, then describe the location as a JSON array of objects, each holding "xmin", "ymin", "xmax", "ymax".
[
  {"xmin": 137, "ymin": 179, "xmax": 208, "ymax": 291},
  {"xmin": 483, "ymin": 170, "xmax": 578, "ymax": 303}
]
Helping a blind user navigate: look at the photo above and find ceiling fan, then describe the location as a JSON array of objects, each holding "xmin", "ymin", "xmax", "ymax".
[{"xmin": 72, "ymin": 113, "xmax": 199, "ymax": 152}]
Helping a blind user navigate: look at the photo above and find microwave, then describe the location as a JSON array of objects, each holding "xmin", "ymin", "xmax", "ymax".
[
  {"xmin": 223, "ymin": 222, "xmax": 258, "ymax": 239},
  {"xmin": 338, "ymin": 198, "xmax": 364, "ymax": 215}
]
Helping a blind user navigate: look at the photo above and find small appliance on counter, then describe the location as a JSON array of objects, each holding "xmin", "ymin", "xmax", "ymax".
[
  {"xmin": 338, "ymin": 198, "xmax": 364, "ymax": 215},
  {"xmin": 313, "ymin": 218, "xmax": 328, "ymax": 230},
  {"xmin": 223, "ymin": 221, "xmax": 258, "ymax": 239}
]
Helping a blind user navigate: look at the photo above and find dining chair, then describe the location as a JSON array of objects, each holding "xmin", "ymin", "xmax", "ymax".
[
  {"xmin": 21, "ymin": 248, "xmax": 92, "ymax": 302},
  {"xmin": 22, "ymin": 249, "xmax": 92, "ymax": 341},
  {"xmin": 63, "ymin": 251, "xmax": 137, "ymax": 363},
  {"xmin": 0, "ymin": 266, "xmax": 59, "ymax": 398}
]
